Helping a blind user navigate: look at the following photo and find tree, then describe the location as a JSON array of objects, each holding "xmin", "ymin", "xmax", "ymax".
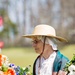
[{"xmin": 0, "ymin": 6, "xmax": 17, "ymax": 47}]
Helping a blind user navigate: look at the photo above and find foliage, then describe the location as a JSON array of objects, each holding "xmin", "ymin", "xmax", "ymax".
[
  {"xmin": 0, "ymin": 9, "xmax": 6, "ymax": 17},
  {"xmin": 0, "ymin": 9, "xmax": 17, "ymax": 39},
  {"xmin": 64, "ymin": 54, "xmax": 75, "ymax": 75},
  {"xmin": 0, "ymin": 54, "xmax": 31, "ymax": 75}
]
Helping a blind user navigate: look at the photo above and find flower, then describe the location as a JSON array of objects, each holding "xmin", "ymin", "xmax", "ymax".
[
  {"xmin": 64, "ymin": 54, "xmax": 75, "ymax": 75},
  {"xmin": 0, "ymin": 54, "xmax": 31, "ymax": 75}
]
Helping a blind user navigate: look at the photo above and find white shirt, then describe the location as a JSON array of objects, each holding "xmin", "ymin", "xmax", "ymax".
[{"xmin": 35, "ymin": 52, "xmax": 56, "ymax": 75}]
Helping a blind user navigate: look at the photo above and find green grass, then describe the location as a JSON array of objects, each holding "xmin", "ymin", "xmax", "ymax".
[
  {"xmin": 1, "ymin": 44, "xmax": 75, "ymax": 72},
  {"xmin": 1, "ymin": 47, "xmax": 38, "ymax": 72},
  {"xmin": 60, "ymin": 44, "xmax": 75, "ymax": 60}
]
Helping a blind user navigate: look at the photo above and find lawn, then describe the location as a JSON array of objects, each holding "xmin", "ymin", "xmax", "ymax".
[
  {"xmin": 60, "ymin": 44, "xmax": 75, "ymax": 60},
  {"xmin": 1, "ymin": 47, "xmax": 38, "ymax": 72},
  {"xmin": 1, "ymin": 44, "xmax": 75, "ymax": 72}
]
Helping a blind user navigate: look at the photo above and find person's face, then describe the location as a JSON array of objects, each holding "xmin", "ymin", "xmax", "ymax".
[{"xmin": 32, "ymin": 39, "xmax": 43, "ymax": 54}]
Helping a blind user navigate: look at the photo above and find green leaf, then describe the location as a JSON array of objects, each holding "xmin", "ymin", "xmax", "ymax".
[{"xmin": 2, "ymin": 65, "xmax": 8, "ymax": 72}]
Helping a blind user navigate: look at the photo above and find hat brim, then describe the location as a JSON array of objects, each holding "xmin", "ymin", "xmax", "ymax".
[{"xmin": 22, "ymin": 34, "xmax": 68, "ymax": 42}]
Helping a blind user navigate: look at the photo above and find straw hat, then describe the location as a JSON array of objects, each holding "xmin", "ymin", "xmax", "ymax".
[{"xmin": 23, "ymin": 24, "xmax": 68, "ymax": 42}]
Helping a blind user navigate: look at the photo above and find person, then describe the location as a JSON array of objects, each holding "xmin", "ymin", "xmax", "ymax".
[{"xmin": 23, "ymin": 24, "xmax": 69, "ymax": 75}]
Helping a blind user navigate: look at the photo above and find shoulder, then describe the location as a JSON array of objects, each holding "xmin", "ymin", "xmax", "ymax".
[
  {"xmin": 53, "ymin": 50, "xmax": 69, "ymax": 72},
  {"xmin": 56, "ymin": 50, "xmax": 69, "ymax": 61}
]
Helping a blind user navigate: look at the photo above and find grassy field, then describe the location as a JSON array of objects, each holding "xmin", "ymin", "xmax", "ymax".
[
  {"xmin": 60, "ymin": 44, "xmax": 75, "ymax": 59},
  {"xmin": 1, "ymin": 44, "xmax": 75, "ymax": 72},
  {"xmin": 1, "ymin": 47, "xmax": 38, "ymax": 72}
]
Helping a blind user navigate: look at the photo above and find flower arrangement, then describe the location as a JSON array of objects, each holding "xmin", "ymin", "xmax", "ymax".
[
  {"xmin": 0, "ymin": 54, "xmax": 31, "ymax": 75},
  {"xmin": 64, "ymin": 54, "xmax": 75, "ymax": 75}
]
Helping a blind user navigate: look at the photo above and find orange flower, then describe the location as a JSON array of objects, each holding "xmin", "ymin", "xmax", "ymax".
[
  {"xmin": 0, "ymin": 54, "xmax": 2, "ymax": 58},
  {"xmin": 4, "ymin": 72, "xmax": 8, "ymax": 75},
  {"xmin": 3, "ymin": 68, "xmax": 16, "ymax": 75},
  {"xmin": 0, "ymin": 54, "xmax": 2, "ymax": 66},
  {"xmin": 7, "ymin": 68, "xmax": 16, "ymax": 75}
]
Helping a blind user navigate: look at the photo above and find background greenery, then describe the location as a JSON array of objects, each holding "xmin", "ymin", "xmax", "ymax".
[
  {"xmin": 1, "ymin": 44, "xmax": 75, "ymax": 72},
  {"xmin": 0, "ymin": 0, "xmax": 75, "ymax": 47}
]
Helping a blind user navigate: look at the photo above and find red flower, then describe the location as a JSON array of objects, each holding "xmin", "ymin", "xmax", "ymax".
[
  {"xmin": 0, "ymin": 42, "xmax": 4, "ymax": 49},
  {"xmin": 7, "ymin": 68, "xmax": 16, "ymax": 75}
]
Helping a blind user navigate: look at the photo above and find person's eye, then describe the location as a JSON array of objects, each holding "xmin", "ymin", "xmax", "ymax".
[{"xmin": 32, "ymin": 40, "xmax": 37, "ymax": 44}]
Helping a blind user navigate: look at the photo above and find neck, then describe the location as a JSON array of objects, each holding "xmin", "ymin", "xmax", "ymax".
[{"xmin": 41, "ymin": 46, "xmax": 54, "ymax": 59}]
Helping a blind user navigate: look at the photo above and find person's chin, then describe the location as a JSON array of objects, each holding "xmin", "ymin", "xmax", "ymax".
[
  {"xmin": 35, "ymin": 49, "xmax": 38, "ymax": 52},
  {"xmin": 35, "ymin": 49, "xmax": 39, "ymax": 53},
  {"xmin": 34, "ymin": 48, "xmax": 38, "ymax": 50}
]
